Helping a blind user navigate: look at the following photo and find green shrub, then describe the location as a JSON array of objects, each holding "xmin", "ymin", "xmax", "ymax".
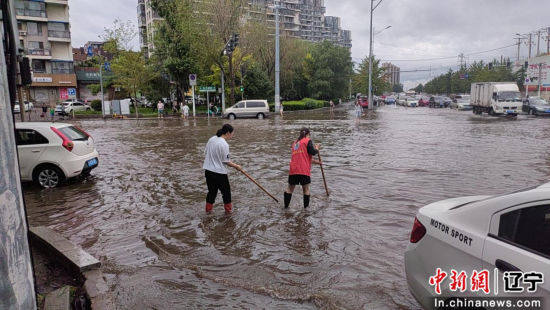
[{"xmin": 90, "ymin": 99, "xmax": 102, "ymax": 111}]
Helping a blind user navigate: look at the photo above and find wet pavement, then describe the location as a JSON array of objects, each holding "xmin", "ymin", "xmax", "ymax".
[{"xmin": 23, "ymin": 103, "xmax": 550, "ymax": 309}]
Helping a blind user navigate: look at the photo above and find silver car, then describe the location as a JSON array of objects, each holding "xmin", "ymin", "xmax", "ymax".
[{"xmin": 223, "ymin": 100, "xmax": 270, "ymax": 120}]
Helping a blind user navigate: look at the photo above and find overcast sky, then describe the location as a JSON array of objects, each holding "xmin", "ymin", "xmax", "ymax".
[{"xmin": 71, "ymin": 0, "xmax": 550, "ymax": 89}]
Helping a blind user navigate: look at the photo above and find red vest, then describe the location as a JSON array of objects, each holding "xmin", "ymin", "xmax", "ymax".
[{"xmin": 289, "ymin": 137, "xmax": 313, "ymax": 176}]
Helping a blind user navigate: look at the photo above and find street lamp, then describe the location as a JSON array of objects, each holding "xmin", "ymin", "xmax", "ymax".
[{"xmin": 368, "ymin": 0, "xmax": 386, "ymax": 110}]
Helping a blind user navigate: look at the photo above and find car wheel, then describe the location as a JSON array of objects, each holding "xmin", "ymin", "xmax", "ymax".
[
  {"xmin": 533, "ymin": 110, "xmax": 538, "ymax": 116},
  {"xmin": 228, "ymin": 114, "xmax": 236, "ymax": 120},
  {"xmin": 34, "ymin": 165, "xmax": 65, "ymax": 188},
  {"xmin": 86, "ymin": 108, "xmax": 91, "ymax": 111},
  {"xmin": 256, "ymin": 113, "xmax": 264, "ymax": 119}
]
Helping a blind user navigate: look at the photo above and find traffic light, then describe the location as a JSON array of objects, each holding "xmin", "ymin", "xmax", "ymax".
[{"xmin": 233, "ymin": 33, "xmax": 239, "ymax": 48}]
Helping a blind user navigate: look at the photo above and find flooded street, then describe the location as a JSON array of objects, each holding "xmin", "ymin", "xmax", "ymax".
[{"xmin": 23, "ymin": 104, "xmax": 550, "ymax": 309}]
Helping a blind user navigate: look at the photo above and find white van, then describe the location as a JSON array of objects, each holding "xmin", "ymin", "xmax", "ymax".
[{"xmin": 223, "ymin": 100, "xmax": 270, "ymax": 120}]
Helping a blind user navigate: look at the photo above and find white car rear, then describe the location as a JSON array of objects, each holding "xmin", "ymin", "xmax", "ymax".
[
  {"xmin": 15, "ymin": 122, "xmax": 99, "ymax": 188},
  {"xmin": 405, "ymin": 185, "xmax": 550, "ymax": 309}
]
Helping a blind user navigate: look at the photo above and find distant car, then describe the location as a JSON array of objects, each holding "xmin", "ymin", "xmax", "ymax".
[
  {"xmin": 523, "ymin": 97, "xmax": 550, "ymax": 115},
  {"xmin": 357, "ymin": 96, "xmax": 369, "ymax": 108},
  {"xmin": 429, "ymin": 96, "xmax": 446, "ymax": 108},
  {"xmin": 55, "ymin": 100, "xmax": 92, "ymax": 115},
  {"xmin": 418, "ymin": 97, "xmax": 430, "ymax": 107},
  {"xmin": 406, "ymin": 97, "xmax": 419, "ymax": 107},
  {"xmin": 385, "ymin": 96, "xmax": 396, "ymax": 104},
  {"xmin": 405, "ymin": 183, "xmax": 550, "ymax": 309},
  {"xmin": 223, "ymin": 100, "xmax": 270, "ymax": 120},
  {"xmin": 450, "ymin": 96, "xmax": 472, "ymax": 110},
  {"xmin": 15, "ymin": 122, "xmax": 99, "ymax": 188},
  {"xmin": 13, "ymin": 101, "xmax": 34, "ymax": 114}
]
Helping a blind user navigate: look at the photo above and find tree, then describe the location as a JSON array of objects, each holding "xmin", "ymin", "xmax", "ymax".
[
  {"xmin": 100, "ymin": 18, "xmax": 137, "ymax": 56},
  {"xmin": 392, "ymin": 83, "xmax": 404, "ymax": 93},
  {"xmin": 305, "ymin": 41, "xmax": 353, "ymax": 99},
  {"xmin": 111, "ymin": 51, "xmax": 156, "ymax": 118},
  {"xmin": 243, "ymin": 65, "xmax": 273, "ymax": 99},
  {"xmin": 352, "ymin": 56, "xmax": 390, "ymax": 96},
  {"xmin": 414, "ymin": 83, "xmax": 424, "ymax": 93}
]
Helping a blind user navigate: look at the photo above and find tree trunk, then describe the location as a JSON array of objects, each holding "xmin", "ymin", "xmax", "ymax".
[{"xmin": 229, "ymin": 53, "xmax": 235, "ymax": 106}]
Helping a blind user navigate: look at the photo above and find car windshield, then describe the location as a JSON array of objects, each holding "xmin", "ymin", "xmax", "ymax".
[
  {"xmin": 498, "ymin": 92, "xmax": 521, "ymax": 101},
  {"xmin": 58, "ymin": 126, "xmax": 88, "ymax": 141}
]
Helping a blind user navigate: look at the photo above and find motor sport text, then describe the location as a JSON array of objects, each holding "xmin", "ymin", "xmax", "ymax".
[{"xmin": 430, "ymin": 219, "xmax": 473, "ymax": 246}]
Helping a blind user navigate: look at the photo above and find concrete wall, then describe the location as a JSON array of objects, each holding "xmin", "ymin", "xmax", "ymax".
[
  {"xmin": 0, "ymin": 1, "xmax": 37, "ymax": 309},
  {"xmin": 51, "ymin": 41, "xmax": 71, "ymax": 60},
  {"xmin": 46, "ymin": 3, "xmax": 68, "ymax": 22}
]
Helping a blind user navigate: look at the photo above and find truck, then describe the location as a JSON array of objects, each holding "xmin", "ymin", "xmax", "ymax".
[{"xmin": 470, "ymin": 82, "xmax": 522, "ymax": 116}]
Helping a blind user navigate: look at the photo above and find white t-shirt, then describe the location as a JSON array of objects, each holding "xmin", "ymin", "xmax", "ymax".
[
  {"xmin": 182, "ymin": 105, "xmax": 189, "ymax": 114},
  {"xmin": 203, "ymin": 136, "xmax": 230, "ymax": 174},
  {"xmin": 158, "ymin": 102, "xmax": 164, "ymax": 110}
]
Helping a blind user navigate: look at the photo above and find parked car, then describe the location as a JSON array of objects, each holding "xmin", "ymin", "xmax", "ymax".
[
  {"xmin": 429, "ymin": 96, "xmax": 446, "ymax": 108},
  {"xmin": 406, "ymin": 97, "xmax": 418, "ymax": 107},
  {"xmin": 523, "ymin": 97, "xmax": 550, "ymax": 115},
  {"xmin": 418, "ymin": 96, "xmax": 430, "ymax": 107},
  {"xmin": 13, "ymin": 101, "xmax": 34, "ymax": 114},
  {"xmin": 223, "ymin": 100, "xmax": 270, "ymax": 120},
  {"xmin": 14, "ymin": 122, "xmax": 99, "ymax": 188},
  {"xmin": 385, "ymin": 96, "xmax": 396, "ymax": 104},
  {"xmin": 55, "ymin": 100, "xmax": 92, "ymax": 115},
  {"xmin": 405, "ymin": 183, "xmax": 550, "ymax": 309},
  {"xmin": 357, "ymin": 95, "xmax": 369, "ymax": 108},
  {"xmin": 450, "ymin": 95, "xmax": 472, "ymax": 110}
]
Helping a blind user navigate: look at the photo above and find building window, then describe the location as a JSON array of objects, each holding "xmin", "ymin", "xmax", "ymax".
[
  {"xmin": 31, "ymin": 60, "xmax": 46, "ymax": 73},
  {"xmin": 51, "ymin": 61, "xmax": 74, "ymax": 74},
  {"xmin": 27, "ymin": 22, "xmax": 42, "ymax": 36},
  {"xmin": 47, "ymin": 22, "xmax": 70, "ymax": 38},
  {"xmin": 15, "ymin": 0, "xmax": 46, "ymax": 18}
]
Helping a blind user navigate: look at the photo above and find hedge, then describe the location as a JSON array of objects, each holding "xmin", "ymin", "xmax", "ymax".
[{"xmin": 269, "ymin": 98, "xmax": 328, "ymax": 111}]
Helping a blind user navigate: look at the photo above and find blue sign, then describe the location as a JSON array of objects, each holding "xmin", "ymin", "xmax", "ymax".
[
  {"xmin": 87, "ymin": 45, "xmax": 93, "ymax": 57},
  {"xmin": 67, "ymin": 88, "xmax": 76, "ymax": 96},
  {"xmin": 104, "ymin": 62, "xmax": 111, "ymax": 72}
]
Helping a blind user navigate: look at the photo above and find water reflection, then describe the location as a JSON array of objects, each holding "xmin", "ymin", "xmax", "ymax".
[{"xmin": 22, "ymin": 104, "xmax": 550, "ymax": 309}]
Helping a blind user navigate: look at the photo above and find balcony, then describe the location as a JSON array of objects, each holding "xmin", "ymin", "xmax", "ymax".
[
  {"xmin": 48, "ymin": 30, "xmax": 71, "ymax": 42},
  {"xmin": 26, "ymin": 48, "xmax": 52, "ymax": 57},
  {"xmin": 16, "ymin": 8, "xmax": 47, "ymax": 21}
]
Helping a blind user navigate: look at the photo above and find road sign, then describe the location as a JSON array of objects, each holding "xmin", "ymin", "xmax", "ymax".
[
  {"xmin": 104, "ymin": 62, "xmax": 111, "ymax": 72},
  {"xmin": 240, "ymin": 87, "xmax": 244, "ymax": 92},
  {"xmin": 189, "ymin": 74, "xmax": 197, "ymax": 86},
  {"xmin": 199, "ymin": 86, "xmax": 216, "ymax": 92},
  {"xmin": 87, "ymin": 45, "xmax": 93, "ymax": 57},
  {"xmin": 67, "ymin": 88, "xmax": 76, "ymax": 96}
]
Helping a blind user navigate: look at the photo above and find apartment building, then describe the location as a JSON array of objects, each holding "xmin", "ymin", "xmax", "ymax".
[
  {"xmin": 137, "ymin": 0, "xmax": 163, "ymax": 58},
  {"xmin": 382, "ymin": 62, "xmax": 400, "ymax": 86},
  {"xmin": 248, "ymin": 0, "xmax": 352, "ymax": 48},
  {"xmin": 15, "ymin": 0, "xmax": 76, "ymax": 104},
  {"xmin": 137, "ymin": 0, "xmax": 351, "ymax": 58}
]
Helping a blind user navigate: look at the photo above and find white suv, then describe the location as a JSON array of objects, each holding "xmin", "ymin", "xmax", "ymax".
[
  {"xmin": 55, "ymin": 100, "xmax": 92, "ymax": 115},
  {"xmin": 223, "ymin": 100, "xmax": 270, "ymax": 119},
  {"xmin": 15, "ymin": 122, "xmax": 99, "ymax": 188}
]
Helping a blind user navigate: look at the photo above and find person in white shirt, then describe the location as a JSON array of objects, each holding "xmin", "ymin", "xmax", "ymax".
[
  {"xmin": 181, "ymin": 102, "xmax": 189, "ymax": 119},
  {"xmin": 157, "ymin": 100, "xmax": 164, "ymax": 119},
  {"xmin": 203, "ymin": 124, "xmax": 242, "ymax": 213}
]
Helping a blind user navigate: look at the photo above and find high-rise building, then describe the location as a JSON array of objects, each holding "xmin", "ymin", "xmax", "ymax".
[
  {"xmin": 137, "ymin": 0, "xmax": 351, "ymax": 58},
  {"xmin": 248, "ymin": 0, "xmax": 352, "ymax": 48},
  {"xmin": 137, "ymin": 0, "xmax": 163, "ymax": 59},
  {"xmin": 15, "ymin": 0, "xmax": 77, "ymax": 104},
  {"xmin": 382, "ymin": 62, "xmax": 400, "ymax": 86}
]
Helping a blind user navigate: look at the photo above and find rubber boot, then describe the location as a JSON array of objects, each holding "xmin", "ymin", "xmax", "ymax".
[
  {"xmin": 284, "ymin": 192, "xmax": 292, "ymax": 208},
  {"xmin": 205, "ymin": 202, "xmax": 213, "ymax": 213},
  {"xmin": 224, "ymin": 203, "xmax": 232, "ymax": 214},
  {"xmin": 303, "ymin": 195, "xmax": 310, "ymax": 208}
]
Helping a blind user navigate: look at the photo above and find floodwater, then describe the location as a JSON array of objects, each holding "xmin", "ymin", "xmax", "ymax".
[{"xmin": 23, "ymin": 104, "xmax": 550, "ymax": 309}]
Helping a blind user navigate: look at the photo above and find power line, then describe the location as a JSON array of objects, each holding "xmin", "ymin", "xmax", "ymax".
[{"xmin": 379, "ymin": 44, "xmax": 516, "ymax": 62}]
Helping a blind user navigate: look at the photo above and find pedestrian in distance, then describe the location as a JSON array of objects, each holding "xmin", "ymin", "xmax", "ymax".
[
  {"xmin": 172, "ymin": 102, "xmax": 178, "ymax": 115},
  {"xmin": 203, "ymin": 124, "xmax": 242, "ymax": 214},
  {"xmin": 41, "ymin": 103, "xmax": 47, "ymax": 118},
  {"xmin": 330, "ymin": 100, "xmax": 334, "ymax": 113},
  {"xmin": 181, "ymin": 102, "xmax": 190, "ymax": 119},
  {"xmin": 284, "ymin": 127, "xmax": 321, "ymax": 209},
  {"xmin": 280, "ymin": 102, "xmax": 284, "ymax": 117},
  {"xmin": 49, "ymin": 105, "xmax": 55, "ymax": 121},
  {"xmin": 355, "ymin": 101, "xmax": 362, "ymax": 121},
  {"xmin": 157, "ymin": 100, "xmax": 164, "ymax": 119}
]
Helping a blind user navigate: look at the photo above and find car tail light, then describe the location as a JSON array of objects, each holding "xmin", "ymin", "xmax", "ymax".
[
  {"xmin": 50, "ymin": 127, "xmax": 74, "ymax": 152},
  {"xmin": 410, "ymin": 217, "xmax": 426, "ymax": 243}
]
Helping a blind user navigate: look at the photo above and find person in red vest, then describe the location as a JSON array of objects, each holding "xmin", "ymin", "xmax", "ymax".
[{"xmin": 284, "ymin": 127, "xmax": 321, "ymax": 208}]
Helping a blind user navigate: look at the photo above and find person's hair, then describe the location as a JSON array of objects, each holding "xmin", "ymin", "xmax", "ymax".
[
  {"xmin": 296, "ymin": 127, "xmax": 310, "ymax": 142},
  {"xmin": 216, "ymin": 124, "xmax": 234, "ymax": 137}
]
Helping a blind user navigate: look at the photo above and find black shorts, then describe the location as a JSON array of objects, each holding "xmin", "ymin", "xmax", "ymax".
[{"xmin": 288, "ymin": 174, "xmax": 311, "ymax": 185}]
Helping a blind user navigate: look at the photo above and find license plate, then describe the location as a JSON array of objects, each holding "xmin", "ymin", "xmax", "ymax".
[
  {"xmin": 545, "ymin": 110, "xmax": 550, "ymax": 113},
  {"xmin": 506, "ymin": 110, "xmax": 514, "ymax": 114},
  {"xmin": 87, "ymin": 158, "xmax": 98, "ymax": 167}
]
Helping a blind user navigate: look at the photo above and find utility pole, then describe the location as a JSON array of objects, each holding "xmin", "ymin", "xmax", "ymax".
[
  {"xmin": 100, "ymin": 61, "xmax": 105, "ymax": 118},
  {"xmin": 367, "ymin": 0, "xmax": 374, "ymax": 110},
  {"xmin": 547, "ymin": 27, "xmax": 550, "ymax": 54},
  {"xmin": 538, "ymin": 62, "xmax": 543, "ymax": 97},
  {"xmin": 516, "ymin": 37, "xmax": 521, "ymax": 61},
  {"xmin": 274, "ymin": 2, "xmax": 280, "ymax": 113},
  {"xmin": 528, "ymin": 33, "xmax": 532, "ymax": 58},
  {"xmin": 537, "ymin": 30, "xmax": 541, "ymax": 57}
]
